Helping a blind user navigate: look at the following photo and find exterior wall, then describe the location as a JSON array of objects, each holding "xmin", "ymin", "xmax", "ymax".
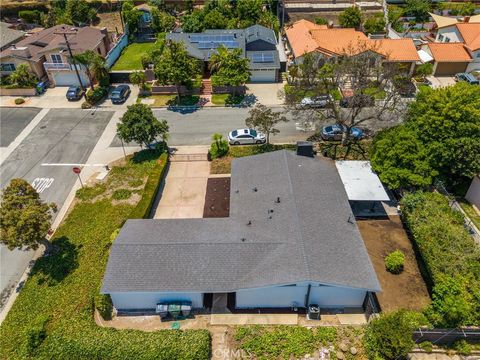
[
  {"xmin": 105, "ymin": 33, "xmax": 129, "ymax": 69},
  {"xmin": 110, "ymin": 292, "xmax": 204, "ymax": 310},
  {"xmin": 0, "ymin": 87, "xmax": 37, "ymax": 96},
  {"xmin": 466, "ymin": 49, "xmax": 480, "ymax": 72},
  {"xmin": 466, "ymin": 176, "xmax": 480, "ymax": 209},
  {"xmin": 436, "ymin": 27, "xmax": 462, "ymax": 43},
  {"xmin": 236, "ymin": 283, "xmax": 367, "ymax": 309},
  {"xmin": 0, "ymin": 55, "xmax": 45, "ymax": 79}
]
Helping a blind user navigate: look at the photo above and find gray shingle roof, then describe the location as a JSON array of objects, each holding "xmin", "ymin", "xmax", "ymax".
[
  {"xmin": 0, "ymin": 22, "xmax": 24, "ymax": 50},
  {"xmin": 102, "ymin": 150, "xmax": 381, "ymax": 294}
]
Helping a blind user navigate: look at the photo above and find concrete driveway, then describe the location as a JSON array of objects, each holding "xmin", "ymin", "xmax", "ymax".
[
  {"xmin": 153, "ymin": 146, "xmax": 210, "ymax": 219},
  {"xmin": 426, "ymin": 76, "xmax": 456, "ymax": 89},
  {"xmin": 245, "ymin": 82, "xmax": 285, "ymax": 105}
]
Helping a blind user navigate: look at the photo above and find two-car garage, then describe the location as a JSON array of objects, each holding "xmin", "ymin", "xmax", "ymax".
[
  {"xmin": 433, "ymin": 62, "xmax": 469, "ymax": 76},
  {"xmin": 249, "ymin": 68, "xmax": 278, "ymax": 83},
  {"xmin": 50, "ymin": 71, "xmax": 90, "ymax": 87}
]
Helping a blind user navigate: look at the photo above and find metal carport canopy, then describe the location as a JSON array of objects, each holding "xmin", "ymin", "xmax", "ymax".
[{"xmin": 335, "ymin": 161, "xmax": 390, "ymax": 201}]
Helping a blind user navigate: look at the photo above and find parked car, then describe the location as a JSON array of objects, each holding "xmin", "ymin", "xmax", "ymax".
[
  {"xmin": 111, "ymin": 84, "xmax": 131, "ymax": 104},
  {"xmin": 321, "ymin": 124, "xmax": 364, "ymax": 141},
  {"xmin": 339, "ymin": 94, "xmax": 374, "ymax": 108},
  {"xmin": 228, "ymin": 128, "xmax": 266, "ymax": 145},
  {"xmin": 454, "ymin": 73, "xmax": 479, "ymax": 85},
  {"xmin": 65, "ymin": 86, "xmax": 83, "ymax": 101},
  {"xmin": 300, "ymin": 94, "xmax": 333, "ymax": 108}
]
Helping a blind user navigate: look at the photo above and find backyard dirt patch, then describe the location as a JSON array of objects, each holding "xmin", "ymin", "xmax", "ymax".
[
  {"xmin": 203, "ymin": 178, "xmax": 230, "ymax": 218},
  {"xmin": 357, "ymin": 217, "xmax": 431, "ymax": 313}
]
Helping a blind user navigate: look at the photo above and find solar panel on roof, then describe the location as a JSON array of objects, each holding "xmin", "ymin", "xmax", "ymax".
[{"xmin": 251, "ymin": 52, "xmax": 275, "ymax": 63}]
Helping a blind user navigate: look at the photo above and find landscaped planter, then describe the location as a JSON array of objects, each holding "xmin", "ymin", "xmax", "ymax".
[{"xmin": 0, "ymin": 87, "xmax": 37, "ymax": 96}]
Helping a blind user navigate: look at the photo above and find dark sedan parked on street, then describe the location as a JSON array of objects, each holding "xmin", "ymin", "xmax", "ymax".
[
  {"xmin": 111, "ymin": 84, "xmax": 131, "ymax": 104},
  {"xmin": 321, "ymin": 124, "xmax": 364, "ymax": 141}
]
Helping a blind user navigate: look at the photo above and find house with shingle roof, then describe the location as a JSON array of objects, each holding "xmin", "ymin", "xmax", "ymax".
[
  {"xmin": 0, "ymin": 22, "xmax": 25, "ymax": 52},
  {"xmin": 0, "ymin": 24, "xmax": 111, "ymax": 86},
  {"xmin": 425, "ymin": 14, "xmax": 480, "ymax": 75},
  {"xmin": 284, "ymin": 19, "xmax": 420, "ymax": 75},
  {"xmin": 102, "ymin": 150, "xmax": 381, "ymax": 312}
]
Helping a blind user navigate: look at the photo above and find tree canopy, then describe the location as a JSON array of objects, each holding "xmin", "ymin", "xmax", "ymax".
[
  {"xmin": 0, "ymin": 179, "xmax": 57, "ymax": 251},
  {"xmin": 8, "ymin": 64, "xmax": 38, "ymax": 87},
  {"xmin": 73, "ymin": 50, "xmax": 108, "ymax": 90},
  {"xmin": 339, "ymin": 6, "xmax": 363, "ymax": 28},
  {"xmin": 371, "ymin": 82, "xmax": 480, "ymax": 189},
  {"xmin": 405, "ymin": 0, "xmax": 431, "ymax": 22},
  {"xmin": 245, "ymin": 103, "xmax": 288, "ymax": 144},
  {"xmin": 209, "ymin": 46, "xmax": 250, "ymax": 87},
  {"xmin": 122, "ymin": 0, "xmax": 142, "ymax": 37},
  {"xmin": 117, "ymin": 104, "xmax": 169, "ymax": 148}
]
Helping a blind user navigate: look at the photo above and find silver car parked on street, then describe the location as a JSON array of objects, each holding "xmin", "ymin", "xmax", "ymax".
[{"xmin": 228, "ymin": 128, "xmax": 266, "ymax": 145}]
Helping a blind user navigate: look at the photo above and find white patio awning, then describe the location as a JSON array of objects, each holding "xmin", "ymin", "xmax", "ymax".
[
  {"xmin": 335, "ymin": 161, "xmax": 390, "ymax": 201},
  {"xmin": 418, "ymin": 49, "xmax": 433, "ymax": 63}
]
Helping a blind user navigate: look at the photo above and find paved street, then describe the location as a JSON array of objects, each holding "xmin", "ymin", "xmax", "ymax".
[{"xmin": 0, "ymin": 108, "xmax": 113, "ymax": 307}]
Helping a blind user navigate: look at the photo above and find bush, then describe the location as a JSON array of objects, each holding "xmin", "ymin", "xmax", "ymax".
[
  {"xmin": 85, "ymin": 86, "xmax": 108, "ymax": 104},
  {"xmin": 15, "ymin": 98, "xmax": 25, "ymax": 105},
  {"xmin": 81, "ymin": 101, "xmax": 92, "ymax": 109},
  {"xmin": 384, "ymin": 250, "xmax": 405, "ymax": 274},
  {"xmin": 453, "ymin": 340, "xmax": 471, "ymax": 355},
  {"xmin": 94, "ymin": 293, "xmax": 113, "ymax": 320},
  {"xmin": 19, "ymin": 9, "xmax": 42, "ymax": 23},
  {"xmin": 364, "ymin": 310, "xmax": 429, "ymax": 360},
  {"xmin": 209, "ymin": 133, "xmax": 229, "ymax": 159},
  {"xmin": 9, "ymin": 64, "xmax": 37, "ymax": 88},
  {"xmin": 419, "ymin": 341, "xmax": 433, "ymax": 353},
  {"xmin": 76, "ymin": 183, "xmax": 106, "ymax": 201},
  {"xmin": 112, "ymin": 189, "xmax": 132, "ymax": 200},
  {"xmin": 314, "ymin": 17, "xmax": 329, "ymax": 25},
  {"xmin": 24, "ymin": 316, "xmax": 49, "ymax": 356}
]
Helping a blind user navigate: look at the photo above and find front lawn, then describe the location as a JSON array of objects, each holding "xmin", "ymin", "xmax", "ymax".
[
  {"xmin": 210, "ymin": 144, "xmax": 296, "ymax": 174},
  {"xmin": 0, "ymin": 149, "xmax": 210, "ymax": 360},
  {"xmin": 111, "ymin": 42, "xmax": 157, "ymax": 71},
  {"xmin": 211, "ymin": 93, "xmax": 244, "ymax": 106}
]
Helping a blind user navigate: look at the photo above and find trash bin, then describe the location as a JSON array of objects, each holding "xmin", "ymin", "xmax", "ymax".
[
  {"xmin": 308, "ymin": 304, "xmax": 320, "ymax": 320},
  {"xmin": 181, "ymin": 304, "xmax": 192, "ymax": 317},
  {"xmin": 156, "ymin": 303, "xmax": 168, "ymax": 320},
  {"xmin": 36, "ymin": 81, "xmax": 48, "ymax": 94},
  {"xmin": 168, "ymin": 304, "xmax": 181, "ymax": 319}
]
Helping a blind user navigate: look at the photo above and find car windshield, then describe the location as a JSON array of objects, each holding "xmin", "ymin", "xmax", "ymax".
[
  {"xmin": 68, "ymin": 87, "xmax": 77, "ymax": 92},
  {"xmin": 111, "ymin": 91, "xmax": 121, "ymax": 98},
  {"xmin": 231, "ymin": 130, "xmax": 238, "ymax": 137},
  {"xmin": 67, "ymin": 90, "xmax": 76, "ymax": 94},
  {"xmin": 250, "ymin": 130, "xmax": 257, "ymax": 137}
]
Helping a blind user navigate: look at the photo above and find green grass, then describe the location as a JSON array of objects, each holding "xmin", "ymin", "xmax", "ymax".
[
  {"xmin": 459, "ymin": 200, "xmax": 480, "ymax": 230},
  {"xmin": 111, "ymin": 42, "xmax": 157, "ymax": 71},
  {"xmin": 0, "ymin": 150, "xmax": 210, "ymax": 360},
  {"xmin": 211, "ymin": 93, "xmax": 244, "ymax": 106},
  {"xmin": 141, "ymin": 94, "xmax": 200, "ymax": 107}
]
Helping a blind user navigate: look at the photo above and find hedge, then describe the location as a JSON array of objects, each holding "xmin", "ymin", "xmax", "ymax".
[
  {"xmin": 0, "ymin": 149, "xmax": 210, "ymax": 360},
  {"xmin": 401, "ymin": 192, "xmax": 480, "ymax": 327}
]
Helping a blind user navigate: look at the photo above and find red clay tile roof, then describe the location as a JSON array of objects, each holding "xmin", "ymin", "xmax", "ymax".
[
  {"xmin": 374, "ymin": 39, "xmax": 421, "ymax": 62},
  {"xmin": 456, "ymin": 23, "xmax": 480, "ymax": 50},
  {"xmin": 285, "ymin": 19, "xmax": 327, "ymax": 57},
  {"xmin": 427, "ymin": 43, "xmax": 472, "ymax": 62}
]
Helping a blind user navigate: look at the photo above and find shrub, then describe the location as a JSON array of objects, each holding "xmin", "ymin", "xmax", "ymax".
[
  {"xmin": 453, "ymin": 340, "xmax": 472, "ymax": 355},
  {"xmin": 209, "ymin": 133, "xmax": 229, "ymax": 159},
  {"xmin": 76, "ymin": 183, "xmax": 106, "ymax": 201},
  {"xmin": 9, "ymin": 64, "xmax": 37, "ymax": 88},
  {"xmin": 384, "ymin": 250, "xmax": 405, "ymax": 274},
  {"xmin": 19, "ymin": 9, "xmax": 42, "ymax": 23},
  {"xmin": 112, "ymin": 189, "xmax": 132, "ymax": 200},
  {"xmin": 314, "ymin": 17, "xmax": 329, "ymax": 25},
  {"xmin": 364, "ymin": 310, "xmax": 429, "ymax": 360},
  {"xmin": 85, "ymin": 86, "xmax": 108, "ymax": 104},
  {"xmin": 95, "ymin": 293, "xmax": 113, "ymax": 320},
  {"xmin": 419, "ymin": 341, "xmax": 433, "ymax": 353},
  {"xmin": 24, "ymin": 316, "xmax": 49, "ymax": 356},
  {"xmin": 81, "ymin": 101, "xmax": 92, "ymax": 109},
  {"xmin": 15, "ymin": 98, "xmax": 25, "ymax": 105}
]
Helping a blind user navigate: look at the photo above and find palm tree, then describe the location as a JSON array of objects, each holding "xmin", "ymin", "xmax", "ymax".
[
  {"xmin": 208, "ymin": 45, "xmax": 229, "ymax": 74},
  {"xmin": 72, "ymin": 50, "xmax": 108, "ymax": 91}
]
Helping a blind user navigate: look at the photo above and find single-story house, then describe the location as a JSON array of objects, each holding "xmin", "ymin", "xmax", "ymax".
[
  {"xmin": 284, "ymin": 19, "xmax": 420, "ymax": 75},
  {"xmin": 102, "ymin": 150, "xmax": 381, "ymax": 312},
  {"xmin": 0, "ymin": 24, "xmax": 111, "ymax": 86},
  {"xmin": 466, "ymin": 175, "xmax": 480, "ymax": 209},
  {"xmin": 166, "ymin": 25, "xmax": 284, "ymax": 82},
  {"xmin": 0, "ymin": 22, "xmax": 25, "ymax": 52},
  {"xmin": 427, "ymin": 13, "xmax": 480, "ymax": 74}
]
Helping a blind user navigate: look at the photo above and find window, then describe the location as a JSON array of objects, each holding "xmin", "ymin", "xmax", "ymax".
[
  {"xmin": 476, "ymin": 52, "xmax": 480, "ymax": 58},
  {"xmin": 445, "ymin": 37, "xmax": 451, "ymax": 43},
  {"xmin": 438, "ymin": 34, "xmax": 444, "ymax": 42},
  {"xmin": 51, "ymin": 54, "xmax": 63, "ymax": 64},
  {"xmin": 1, "ymin": 63, "xmax": 16, "ymax": 71}
]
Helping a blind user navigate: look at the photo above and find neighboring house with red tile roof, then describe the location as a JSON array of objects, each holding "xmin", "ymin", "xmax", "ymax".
[
  {"xmin": 430, "ymin": 15, "xmax": 480, "ymax": 75},
  {"xmin": 285, "ymin": 20, "xmax": 419, "ymax": 75},
  {"xmin": 0, "ymin": 24, "xmax": 111, "ymax": 87}
]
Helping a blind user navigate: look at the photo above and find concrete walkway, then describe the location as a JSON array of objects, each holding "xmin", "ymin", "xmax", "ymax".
[
  {"xmin": 210, "ymin": 313, "xmax": 299, "ymax": 325},
  {"xmin": 153, "ymin": 146, "xmax": 210, "ymax": 219}
]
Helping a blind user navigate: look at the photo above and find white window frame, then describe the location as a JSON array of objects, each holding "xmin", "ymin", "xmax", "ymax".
[{"xmin": 1, "ymin": 63, "xmax": 16, "ymax": 71}]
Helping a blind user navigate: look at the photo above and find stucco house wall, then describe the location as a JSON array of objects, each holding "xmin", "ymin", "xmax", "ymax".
[
  {"xmin": 110, "ymin": 292, "xmax": 204, "ymax": 310},
  {"xmin": 0, "ymin": 55, "xmax": 45, "ymax": 79},
  {"xmin": 466, "ymin": 176, "xmax": 480, "ymax": 209},
  {"xmin": 436, "ymin": 27, "xmax": 463, "ymax": 43}
]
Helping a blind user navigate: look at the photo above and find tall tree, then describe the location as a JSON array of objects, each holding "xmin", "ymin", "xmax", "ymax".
[
  {"xmin": 122, "ymin": 0, "xmax": 142, "ymax": 37},
  {"xmin": 285, "ymin": 44, "xmax": 407, "ymax": 157},
  {"xmin": 154, "ymin": 40, "xmax": 200, "ymax": 101},
  {"xmin": 0, "ymin": 179, "xmax": 57, "ymax": 251},
  {"xmin": 245, "ymin": 103, "xmax": 288, "ymax": 144},
  {"xmin": 339, "ymin": 6, "xmax": 363, "ymax": 28},
  {"xmin": 209, "ymin": 46, "xmax": 250, "ymax": 91},
  {"xmin": 405, "ymin": 0, "xmax": 431, "ymax": 22},
  {"xmin": 65, "ymin": 0, "xmax": 96, "ymax": 25},
  {"xmin": 117, "ymin": 104, "xmax": 169, "ymax": 148},
  {"xmin": 151, "ymin": 7, "xmax": 175, "ymax": 33},
  {"xmin": 72, "ymin": 50, "xmax": 108, "ymax": 91},
  {"xmin": 371, "ymin": 82, "xmax": 480, "ymax": 189}
]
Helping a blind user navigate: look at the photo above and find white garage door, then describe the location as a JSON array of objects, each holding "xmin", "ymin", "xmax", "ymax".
[
  {"xmin": 250, "ymin": 69, "xmax": 277, "ymax": 83},
  {"xmin": 52, "ymin": 71, "xmax": 89, "ymax": 87}
]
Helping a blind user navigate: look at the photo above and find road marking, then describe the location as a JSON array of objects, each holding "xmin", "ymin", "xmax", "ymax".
[
  {"xmin": 0, "ymin": 108, "xmax": 50, "ymax": 166},
  {"xmin": 31, "ymin": 177, "xmax": 54, "ymax": 193}
]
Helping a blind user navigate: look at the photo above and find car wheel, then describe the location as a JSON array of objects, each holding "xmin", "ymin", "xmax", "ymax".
[
  {"xmin": 256, "ymin": 140, "xmax": 263, "ymax": 144},
  {"xmin": 234, "ymin": 141, "xmax": 240, "ymax": 145}
]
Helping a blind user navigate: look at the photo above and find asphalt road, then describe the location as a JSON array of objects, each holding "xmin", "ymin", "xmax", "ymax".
[
  {"xmin": 0, "ymin": 107, "xmax": 40, "ymax": 147},
  {"xmin": 110, "ymin": 105, "xmax": 406, "ymax": 147},
  {"xmin": 0, "ymin": 108, "xmax": 113, "ymax": 307}
]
